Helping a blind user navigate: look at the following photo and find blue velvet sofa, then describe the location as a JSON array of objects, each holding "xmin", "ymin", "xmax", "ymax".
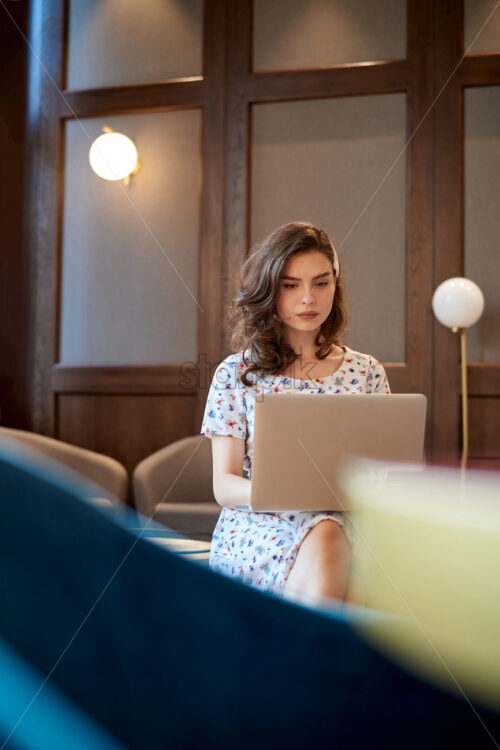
[{"xmin": 1, "ymin": 437, "xmax": 499, "ymax": 749}]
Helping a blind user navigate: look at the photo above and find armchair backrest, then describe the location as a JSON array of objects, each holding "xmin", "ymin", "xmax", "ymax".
[
  {"xmin": 133, "ymin": 434, "xmax": 213, "ymax": 516},
  {"xmin": 0, "ymin": 427, "xmax": 127, "ymax": 502}
]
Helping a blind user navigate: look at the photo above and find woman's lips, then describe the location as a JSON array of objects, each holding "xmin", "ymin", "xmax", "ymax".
[{"xmin": 297, "ymin": 312, "xmax": 318, "ymax": 318}]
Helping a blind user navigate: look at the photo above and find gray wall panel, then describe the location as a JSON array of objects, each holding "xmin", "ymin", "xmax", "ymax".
[
  {"xmin": 465, "ymin": 86, "xmax": 500, "ymax": 362},
  {"xmin": 60, "ymin": 110, "xmax": 201, "ymax": 365},
  {"xmin": 251, "ymin": 94, "xmax": 407, "ymax": 362},
  {"xmin": 67, "ymin": 0, "xmax": 203, "ymax": 89},
  {"xmin": 253, "ymin": 0, "xmax": 406, "ymax": 72},
  {"xmin": 464, "ymin": 0, "xmax": 500, "ymax": 54}
]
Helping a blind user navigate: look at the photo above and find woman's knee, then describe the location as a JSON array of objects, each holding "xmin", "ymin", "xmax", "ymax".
[
  {"xmin": 303, "ymin": 520, "xmax": 349, "ymax": 555},
  {"xmin": 286, "ymin": 520, "xmax": 351, "ymax": 601}
]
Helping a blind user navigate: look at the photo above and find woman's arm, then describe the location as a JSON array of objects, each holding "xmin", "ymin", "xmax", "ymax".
[{"xmin": 211, "ymin": 435, "xmax": 251, "ymax": 508}]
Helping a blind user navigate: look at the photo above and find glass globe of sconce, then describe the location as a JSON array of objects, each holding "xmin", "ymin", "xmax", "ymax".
[
  {"xmin": 89, "ymin": 126, "xmax": 139, "ymax": 185},
  {"xmin": 432, "ymin": 277, "xmax": 485, "ymax": 470}
]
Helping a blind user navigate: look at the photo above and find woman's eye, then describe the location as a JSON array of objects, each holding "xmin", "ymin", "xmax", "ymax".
[{"xmin": 281, "ymin": 281, "xmax": 329, "ymax": 289}]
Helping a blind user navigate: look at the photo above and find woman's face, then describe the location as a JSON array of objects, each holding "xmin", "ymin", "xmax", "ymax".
[{"xmin": 275, "ymin": 250, "xmax": 336, "ymax": 333}]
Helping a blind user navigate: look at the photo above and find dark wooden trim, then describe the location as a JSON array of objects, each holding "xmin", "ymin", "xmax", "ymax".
[
  {"xmin": 403, "ymin": 0, "xmax": 436, "ymax": 457},
  {"xmin": 467, "ymin": 458, "xmax": 500, "ymax": 470},
  {"xmin": 245, "ymin": 61, "xmax": 411, "ymax": 103},
  {"xmin": 222, "ymin": 0, "xmax": 252, "ymax": 353},
  {"xmin": 0, "ymin": 0, "xmax": 31, "ymax": 428},
  {"xmin": 61, "ymin": 0, "xmax": 70, "ymax": 91},
  {"xmin": 406, "ymin": 0, "xmax": 435, "ymax": 402},
  {"xmin": 51, "ymin": 361, "xmax": 500, "ymax": 399},
  {"xmin": 52, "ymin": 365, "xmax": 200, "ymax": 395},
  {"xmin": 383, "ymin": 364, "xmax": 409, "ymax": 394},
  {"xmin": 431, "ymin": 0, "xmax": 464, "ymax": 463},
  {"xmin": 25, "ymin": 0, "xmax": 66, "ymax": 435},
  {"xmin": 51, "ymin": 362, "xmax": 412, "ymax": 396},
  {"xmin": 196, "ymin": 0, "xmax": 228, "ymax": 424},
  {"xmin": 468, "ymin": 364, "xmax": 500, "ymax": 396},
  {"xmin": 460, "ymin": 53, "xmax": 500, "ymax": 85},
  {"xmin": 53, "ymin": 117, "xmax": 66, "ymax": 367},
  {"xmin": 59, "ymin": 79, "xmax": 204, "ymax": 119},
  {"xmin": 53, "ymin": 2, "xmax": 69, "ymax": 417}
]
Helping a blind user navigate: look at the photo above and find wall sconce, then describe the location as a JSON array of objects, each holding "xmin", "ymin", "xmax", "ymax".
[
  {"xmin": 89, "ymin": 126, "xmax": 139, "ymax": 185},
  {"xmin": 432, "ymin": 277, "xmax": 485, "ymax": 470}
]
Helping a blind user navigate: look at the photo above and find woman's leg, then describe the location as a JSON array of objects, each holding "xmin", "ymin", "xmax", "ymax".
[{"xmin": 283, "ymin": 520, "xmax": 351, "ymax": 603}]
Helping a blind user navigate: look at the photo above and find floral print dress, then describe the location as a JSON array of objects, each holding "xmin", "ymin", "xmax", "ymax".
[{"xmin": 200, "ymin": 346, "xmax": 391, "ymax": 596}]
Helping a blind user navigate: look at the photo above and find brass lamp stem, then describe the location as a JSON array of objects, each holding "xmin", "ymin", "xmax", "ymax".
[{"xmin": 452, "ymin": 326, "xmax": 468, "ymax": 470}]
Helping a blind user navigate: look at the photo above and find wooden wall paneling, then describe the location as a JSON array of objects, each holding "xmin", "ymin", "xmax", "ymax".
[
  {"xmin": 25, "ymin": 0, "xmax": 66, "ymax": 436},
  {"xmin": 469, "ymin": 363, "xmax": 500, "ymax": 396},
  {"xmin": 383, "ymin": 364, "xmax": 409, "ymax": 395},
  {"xmin": 432, "ymin": 0, "xmax": 463, "ymax": 463},
  {"xmin": 53, "ymin": 116, "xmax": 65, "ymax": 367},
  {"xmin": 233, "ymin": 1, "xmax": 429, "ymax": 401},
  {"xmin": 51, "ymin": 365, "xmax": 199, "ymax": 394},
  {"xmin": 246, "ymin": 62, "xmax": 411, "ymax": 103},
  {"xmin": 0, "ymin": 0, "xmax": 31, "ymax": 429},
  {"xmin": 196, "ymin": 0, "xmax": 228, "ymax": 426},
  {"xmin": 59, "ymin": 80, "xmax": 204, "ymax": 119},
  {"xmin": 405, "ymin": 0, "xmax": 436, "ymax": 451},
  {"xmin": 55, "ymin": 393, "xmax": 197, "ymax": 479},
  {"xmin": 23, "ymin": 0, "xmax": 499, "ymax": 467},
  {"xmin": 461, "ymin": 52, "xmax": 500, "ymax": 84},
  {"xmin": 468, "ymin": 397, "xmax": 500, "ymax": 462},
  {"xmin": 48, "ymin": 2, "xmax": 228, "ymax": 469},
  {"xmin": 222, "ymin": 0, "xmax": 252, "ymax": 355},
  {"xmin": 461, "ymin": 47, "xmax": 500, "ymax": 465}
]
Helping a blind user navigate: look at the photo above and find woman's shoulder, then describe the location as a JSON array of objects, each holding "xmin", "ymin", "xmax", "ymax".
[
  {"xmin": 210, "ymin": 352, "xmax": 243, "ymax": 386},
  {"xmin": 342, "ymin": 347, "xmax": 389, "ymax": 384},
  {"xmin": 343, "ymin": 345, "xmax": 390, "ymax": 391},
  {"xmin": 216, "ymin": 350, "xmax": 249, "ymax": 372},
  {"xmin": 343, "ymin": 345, "xmax": 383, "ymax": 368},
  {"xmin": 212, "ymin": 350, "xmax": 258, "ymax": 388}
]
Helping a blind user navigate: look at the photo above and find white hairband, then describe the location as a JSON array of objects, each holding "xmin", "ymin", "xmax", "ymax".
[{"xmin": 330, "ymin": 241, "xmax": 340, "ymax": 277}]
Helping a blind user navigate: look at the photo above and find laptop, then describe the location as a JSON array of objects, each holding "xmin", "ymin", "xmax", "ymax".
[{"xmin": 249, "ymin": 393, "xmax": 427, "ymax": 511}]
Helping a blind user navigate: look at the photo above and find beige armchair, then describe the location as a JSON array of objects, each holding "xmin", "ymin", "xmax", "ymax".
[
  {"xmin": 132, "ymin": 435, "xmax": 220, "ymax": 541},
  {"xmin": 0, "ymin": 427, "xmax": 127, "ymax": 507}
]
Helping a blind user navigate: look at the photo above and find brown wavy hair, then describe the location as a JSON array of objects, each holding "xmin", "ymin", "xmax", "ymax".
[{"xmin": 228, "ymin": 221, "xmax": 347, "ymax": 386}]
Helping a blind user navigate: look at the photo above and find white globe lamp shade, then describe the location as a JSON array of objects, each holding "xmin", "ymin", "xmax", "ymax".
[
  {"xmin": 89, "ymin": 132, "xmax": 138, "ymax": 181},
  {"xmin": 432, "ymin": 277, "xmax": 484, "ymax": 329}
]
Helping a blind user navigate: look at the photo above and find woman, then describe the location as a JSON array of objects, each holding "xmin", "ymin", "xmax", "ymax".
[{"xmin": 201, "ymin": 221, "xmax": 390, "ymax": 603}]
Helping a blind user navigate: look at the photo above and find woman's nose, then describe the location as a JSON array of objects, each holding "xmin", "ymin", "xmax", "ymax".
[{"xmin": 301, "ymin": 287, "xmax": 315, "ymax": 304}]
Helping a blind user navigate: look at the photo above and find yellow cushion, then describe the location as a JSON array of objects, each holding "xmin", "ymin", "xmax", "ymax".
[{"xmin": 340, "ymin": 460, "xmax": 500, "ymax": 711}]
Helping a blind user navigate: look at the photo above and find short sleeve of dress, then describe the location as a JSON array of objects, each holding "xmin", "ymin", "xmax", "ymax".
[
  {"xmin": 200, "ymin": 355, "xmax": 247, "ymax": 440},
  {"xmin": 367, "ymin": 357, "xmax": 391, "ymax": 394}
]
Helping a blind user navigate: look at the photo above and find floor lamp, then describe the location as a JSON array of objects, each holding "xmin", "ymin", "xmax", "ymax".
[{"xmin": 432, "ymin": 278, "xmax": 485, "ymax": 470}]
